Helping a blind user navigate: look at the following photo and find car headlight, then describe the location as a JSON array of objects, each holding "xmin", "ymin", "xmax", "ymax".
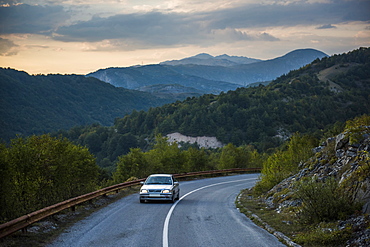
[
  {"xmin": 162, "ymin": 189, "xmax": 171, "ymax": 194},
  {"xmin": 141, "ymin": 189, "xmax": 148, "ymax": 193}
]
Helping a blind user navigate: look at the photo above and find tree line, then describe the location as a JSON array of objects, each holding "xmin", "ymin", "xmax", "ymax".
[{"xmin": 1, "ymin": 129, "xmax": 320, "ymax": 222}]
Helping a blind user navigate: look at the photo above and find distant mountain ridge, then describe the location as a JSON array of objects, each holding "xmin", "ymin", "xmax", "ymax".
[
  {"xmin": 160, "ymin": 53, "xmax": 261, "ymax": 66},
  {"xmin": 167, "ymin": 49, "xmax": 328, "ymax": 85},
  {"xmin": 87, "ymin": 48, "xmax": 328, "ymax": 94}
]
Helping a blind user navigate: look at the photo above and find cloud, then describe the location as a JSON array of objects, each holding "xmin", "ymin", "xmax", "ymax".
[
  {"xmin": 1, "ymin": 0, "xmax": 369, "ymax": 52},
  {"xmin": 316, "ymin": 24, "xmax": 336, "ymax": 29},
  {"xmin": 53, "ymin": 10, "xmax": 280, "ymax": 50},
  {"xmin": 0, "ymin": 37, "xmax": 19, "ymax": 55},
  {"xmin": 51, "ymin": 0, "xmax": 370, "ymax": 42},
  {"xmin": 207, "ymin": 0, "xmax": 370, "ymax": 29},
  {"xmin": 0, "ymin": 3, "xmax": 70, "ymax": 34},
  {"xmin": 54, "ymin": 12, "xmax": 197, "ymax": 42}
]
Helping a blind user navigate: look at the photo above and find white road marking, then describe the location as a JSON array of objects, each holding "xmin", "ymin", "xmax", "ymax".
[{"xmin": 162, "ymin": 178, "xmax": 255, "ymax": 247}]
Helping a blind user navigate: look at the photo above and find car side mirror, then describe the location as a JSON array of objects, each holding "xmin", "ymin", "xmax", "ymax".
[
  {"xmin": 174, "ymin": 181, "xmax": 179, "ymax": 185},
  {"xmin": 140, "ymin": 181, "xmax": 144, "ymax": 185}
]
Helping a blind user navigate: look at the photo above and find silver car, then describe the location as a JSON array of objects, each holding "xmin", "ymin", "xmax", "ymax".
[{"xmin": 139, "ymin": 174, "xmax": 180, "ymax": 203}]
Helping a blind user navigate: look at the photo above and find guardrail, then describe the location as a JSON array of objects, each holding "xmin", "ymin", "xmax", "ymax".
[{"xmin": 0, "ymin": 167, "xmax": 260, "ymax": 239}]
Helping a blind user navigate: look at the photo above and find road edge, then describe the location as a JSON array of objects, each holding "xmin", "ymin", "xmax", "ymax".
[{"xmin": 236, "ymin": 193, "xmax": 301, "ymax": 247}]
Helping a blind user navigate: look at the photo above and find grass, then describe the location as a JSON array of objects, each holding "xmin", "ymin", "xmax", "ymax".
[
  {"xmin": 236, "ymin": 189, "xmax": 304, "ymax": 241},
  {"xmin": 236, "ymin": 188, "xmax": 358, "ymax": 247}
]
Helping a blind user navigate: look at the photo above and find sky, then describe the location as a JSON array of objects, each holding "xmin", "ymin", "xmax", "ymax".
[{"xmin": 0, "ymin": 0, "xmax": 369, "ymax": 75}]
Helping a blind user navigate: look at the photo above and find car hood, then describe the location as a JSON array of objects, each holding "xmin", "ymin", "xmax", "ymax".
[{"xmin": 141, "ymin": 184, "xmax": 173, "ymax": 190}]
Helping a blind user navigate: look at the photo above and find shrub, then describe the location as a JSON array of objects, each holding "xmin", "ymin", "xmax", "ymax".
[
  {"xmin": 294, "ymin": 222, "xmax": 352, "ymax": 246},
  {"xmin": 295, "ymin": 177, "xmax": 359, "ymax": 224}
]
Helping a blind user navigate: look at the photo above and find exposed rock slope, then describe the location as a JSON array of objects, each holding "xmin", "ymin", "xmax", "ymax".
[
  {"xmin": 267, "ymin": 129, "xmax": 370, "ymax": 213},
  {"xmin": 265, "ymin": 127, "xmax": 370, "ymax": 246}
]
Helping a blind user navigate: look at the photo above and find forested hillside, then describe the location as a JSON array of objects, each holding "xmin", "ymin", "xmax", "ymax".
[
  {"xmin": 59, "ymin": 47, "xmax": 370, "ymax": 169},
  {"xmin": 114, "ymin": 47, "xmax": 369, "ymax": 148},
  {"xmin": 0, "ymin": 69, "xmax": 172, "ymax": 141}
]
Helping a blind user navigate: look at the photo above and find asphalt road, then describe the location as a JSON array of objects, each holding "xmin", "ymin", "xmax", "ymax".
[{"xmin": 48, "ymin": 174, "xmax": 286, "ymax": 247}]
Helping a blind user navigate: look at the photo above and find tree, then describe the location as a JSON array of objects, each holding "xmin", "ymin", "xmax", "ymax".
[
  {"xmin": 113, "ymin": 148, "xmax": 147, "ymax": 183},
  {"xmin": 145, "ymin": 135, "xmax": 185, "ymax": 174},
  {"xmin": 183, "ymin": 147, "xmax": 212, "ymax": 172},
  {"xmin": 0, "ymin": 135, "xmax": 99, "ymax": 221}
]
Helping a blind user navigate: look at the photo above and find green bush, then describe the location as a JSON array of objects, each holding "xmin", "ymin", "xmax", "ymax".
[
  {"xmin": 254, "ymin": 133, "xmax": 317, "ymax": 194},
  {"xmin": 294, "ymin": 222, "xmax": 352, "ymax": 246},
  {"xmin": 295, "ymin": 177, "xmax": 359, "ymax": 224}
]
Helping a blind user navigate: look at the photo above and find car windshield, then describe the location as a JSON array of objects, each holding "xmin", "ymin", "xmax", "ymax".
[{"xmin": 145, "ymin": 176, "xmax": 172, "ymax": 185}]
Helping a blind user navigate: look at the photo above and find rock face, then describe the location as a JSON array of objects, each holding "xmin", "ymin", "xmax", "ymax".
[
  {"xmin": 265, "ymin": 128, "xmax": 370, "ymax": 246},
  {"xmin": 166, "ymin": 132, "xmax": 224, "ymax": 149},
  {"xmin": 267, "ymin": 128, "xmax": 370, "ymax": 212}
]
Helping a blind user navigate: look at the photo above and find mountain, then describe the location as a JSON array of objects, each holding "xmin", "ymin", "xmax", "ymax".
[
  {"xmin": 0, "ymin": 68, "xmax": 172, "ymax": 141},
  {"xmin": 113, "ymin": 48, "xmax": 369, "ymax": 147},
  {"xmin": 86, "ymin": 65, "xmax": 241, "ymax": 95},
  {"xmin": 87, "ymin": 49, "xmax": 328, "ymax": 93},
  {"xmin": 160, "ymin": 53, "xmax": 261, "ymax": 66},
  {"xmin": 168, "ymin": 49, "xmax": 328, "ymax": 85},
  {"xmin": 62, "ymin": 47, "xmax": 370, "ymax": 165}
]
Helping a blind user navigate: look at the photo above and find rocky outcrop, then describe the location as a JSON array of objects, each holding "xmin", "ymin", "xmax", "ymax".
[
  {"xmin": 265, "ymin": 128, "xmax": 370, "ymax": 246},
  {"xmin": 267, "ymin": 129, "xmax": 370, "ymax": 212},
  {"xmin": 166, "ymin": 132, "xmax": 224, "ymax": 149}
]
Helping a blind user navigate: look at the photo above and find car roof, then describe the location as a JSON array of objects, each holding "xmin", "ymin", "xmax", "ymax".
[{"xmin": 148, "ymin": 174, "xmax": 172, "ymax": 177}]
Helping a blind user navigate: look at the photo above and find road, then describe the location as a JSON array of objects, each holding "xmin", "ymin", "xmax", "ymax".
[{"xmin": 48, "ymin": 174, "xmax": 286, "ymax": 247}]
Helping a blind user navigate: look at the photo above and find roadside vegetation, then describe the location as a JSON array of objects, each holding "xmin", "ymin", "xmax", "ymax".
[
  {"xmin": 0, "ymin": 134, "xmax": 263, "ymax": 223},
  {"xmin": 238, "ymin": 114, "xmax": 370, "ymax": 246}
]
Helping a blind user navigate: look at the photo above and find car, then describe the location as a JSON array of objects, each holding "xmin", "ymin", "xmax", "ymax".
[{"xmin": 139, "ymin": 174, "xmax": 180, "ymax": 203}]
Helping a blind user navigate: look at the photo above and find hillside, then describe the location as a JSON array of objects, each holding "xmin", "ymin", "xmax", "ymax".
[
  {"xmin": 87, "ymin": 49, "xmax": 327, "ymax": 93},
  {"xmin": 0, "ymin": 69, "xmax": 172, "ymax": 141},
  {"xmin": 60, "ymin": 47, "xmax": 370, "ymax": 167},
  {"xmin": 113, "ymin": 48, "xmax": 369, "ymax": 147},
  {"xmin": 86, "ymin": 65, "xmax": 241, "ymax": 95},
  {"xmin": 238, "ymin": 116, "xmax": 370, "ymax": 246},
  {"xmin": 137, "ymin": 84, "xmax": 204, "ymax": 100}
]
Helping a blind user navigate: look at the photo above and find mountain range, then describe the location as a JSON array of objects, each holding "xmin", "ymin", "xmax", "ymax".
[
  {"xmin": 59, "ymin": 47, "xmax": 370, "ymax": 167},
  {"xmin": 87, "ymin": 48, "xmax": 328, "ymax": 96}
]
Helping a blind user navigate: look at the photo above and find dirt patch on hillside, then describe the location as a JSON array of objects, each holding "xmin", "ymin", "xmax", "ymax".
[{"xmin": 317, "ymin": 63, "xmax": 360, "ymax": 93}]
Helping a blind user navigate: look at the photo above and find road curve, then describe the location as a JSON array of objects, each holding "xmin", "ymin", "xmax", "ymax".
[{"xmin": 48, "ymin": 174, "xmax": 285, "ymax": 247}]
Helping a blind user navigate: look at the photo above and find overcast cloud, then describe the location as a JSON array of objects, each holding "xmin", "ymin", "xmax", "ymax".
[{"xmin": 0, "ymin": 0, "xmax": 369, "ymax": 74}]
